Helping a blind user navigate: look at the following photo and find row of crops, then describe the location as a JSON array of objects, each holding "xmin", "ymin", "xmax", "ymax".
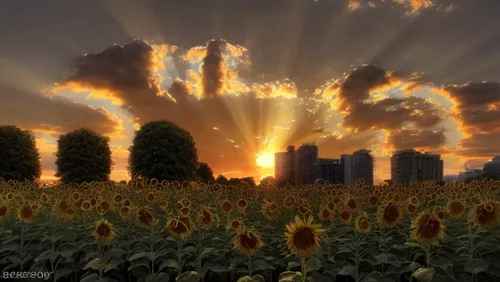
[{"xmin": 0, "ymin": 179, "xmax": 499, "ymax": 282}]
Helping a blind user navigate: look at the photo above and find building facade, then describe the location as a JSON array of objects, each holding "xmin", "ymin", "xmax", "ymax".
[
  {"xmin": 296, "ymin": 144, "xmax": 319, "ymax": 185},
  {"xmin": 341, "ymin": 150, "xmax": 374, "ymax": 185},
  {"xmin": 318, "ymin": 158, "xmax": 342, "ymax": 184},
  {"xmin": 482, "ymin": 156, "xmax": 500, "ymax": 180},
  {"xmin": 391, "ymin": 150, "xmax": 444, "ymax": 185}
]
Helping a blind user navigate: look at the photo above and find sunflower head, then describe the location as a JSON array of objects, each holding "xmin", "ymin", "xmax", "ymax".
[
  {"xmin": 355, "ymin": 212, "xmax": 371, "ymax": 233},
  {"xmin": 112, "ymin": 193, "xmax": 124, "ymax": 204},
  {"xmin": 298, "ymin": 203, "xmax": 310, "ymax": 215},
  {"xmin": 18, "ymin": 203, "xmax": 34, "ymax": 222},
  {"xmin": 473, "ymin": 201, "xmax": 500, "ymax": 230},
  {"xmin": 227, "ymin": 218, "xmax": 244, "ymax": 230},
  {"xmin": 146, "ymin": 191, "xmax": 156, "ymax": 203},
  {"xmin": 119, "ymin": 206, "xmax": 131, "ymax": 218},
  {"xmin": 411, "ymin": 211, "xmax": 445, "ymax": 246},
  {"xmin": 122, "ymin": 198, "xmax": 132, "ymax": 207},
  {"xmin": 318, "ymin": 207, "xmax": 334, "ymax": 222},
  {"xmin": 80, "ymin": 200, "xmax": 92, "ymax": 212},
  {"xmin": 221, "ymin": 200, "xmax": 233, "ymax": 214},
  {"xmin": 180, "ymin": 206, "xmax": 191, "ymax": 217},
  {"xmin": 39, "ymin": 193, "xmax": 50, "ymax": 203},
  {"xmin": 96, "ymin": 201, "xmax": 110, "ymax": 215},
  {"xmin": 236, "ymin": 199, "xmax": 249, "ymax": 210},
  {"xmin": 284, "ymin": 196, "xmax": 296, "ymax": 209},
  {"xmin": 339, "ymin": 208, "xmax": 353, "ymax": 224},
  {"xmin": 167, "ymin": 217, "xmax": 191, "ymax": 239},
  {"xmin": 198, "ymin": 207, "xmax": 215, "ymax": 230},
  {"xmin": 406, "ymin": 203, "xmax": 418, "ymax": 215},
  {"xmin": 179, "ymin": 198, "xmax": 192, "ymax": 208},
  {"xmin": 0, "ymin": 204, "xmax": 9, "ymax": 219},
  {"xmin": 368, "ymin": 194, "xmax": 379, "ymax": 207},
  {"xmin": 135, "ymin": 207, "xmax": 157, "ymax": 227},
  {"xmin": 284, "ymin": 216, "xmax": 325, "ymax": 259},
  {"xmin": 159, "ymin": 200, "xmax": 168, "ymax": 209},
  {"xmin": 261, "ymin": 201, "xmax": 279, "ymax": 221},
  {"xmin": 378, "ymin": 202, "xmax": 403, "ymax": 227},
  {"xmin": 93, "ymin": 220, "xmax": 116, "ymax": 244},
  {"xmin": 326, "ymin": 200, "xmax": 336, "ymax": 210},
  {"xmin": 346, "ymin": 198, "xmax": 358, "ymax": 212},
  {"xmin": 71, "ymin": 192, "xmax": 82, "ymax": 201},
  {"xmin": 233, "ymin": 227, "xmax": 263, "ymax": 256},
  {"xmin": 89, "ymin": 198, "xmax": 98, "ymax": 207}
]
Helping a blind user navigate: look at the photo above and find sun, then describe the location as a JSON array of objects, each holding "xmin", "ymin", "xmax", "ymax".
[{"xmin": 256, "ymin": 152, "xmax": 275, "ymax": 168}]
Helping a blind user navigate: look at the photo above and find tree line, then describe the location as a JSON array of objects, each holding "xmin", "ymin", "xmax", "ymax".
[{"xmin": 0, "ymin": 121, "xmax": 265, "ymax": 187}]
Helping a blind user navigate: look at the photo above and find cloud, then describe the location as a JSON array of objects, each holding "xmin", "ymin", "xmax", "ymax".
[
  {"xmin": 387, "ymin": 128, "xmax": 446, "ymax": 151},
  {"xmin": 0, "ymin": 85, "xmax": 119, "ymax": 135},
  {"xmin": 346, "ymin": 0, "xmax": 455, "ymax": 15}
]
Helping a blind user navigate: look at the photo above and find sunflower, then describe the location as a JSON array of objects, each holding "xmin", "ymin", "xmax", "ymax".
[
  {"xmin": 135, "ymin": 207, "xmax": 157, "ymax": 227},
  {"xmin": 93, "ymin": 220, "xmax": 116, "ymax": 244},
  {"xmin": 112, "ymin": 193, "xmax": 124, "ymax": 204},
  {"xmin": 80, "ymin": 200, "xmax": 92, "ymax": 212},
  {"xmin": 179, "ymin": 215, "xmax": 195, "ymax": 231},
  {"xmin": 298, "ymin": 203, "xmax": 310, "ymax": 215},
  {"xmin": 233, "ymin": 227, "xmax": 263, "ymax": 256},
  {"xmin": 122, "ymin": 198, "xmax": 132, "ymax": 207},
  {"xmin": 221, "ymin": 200, "xmax": 233, "ymax": 214},
  {"xmin": 18, "ymin": 203, "xmax": 34, "ymax": 222},
  {"xmin": 447, "ymin": 200, "xmax": 465, "ymax": 218},
  {"xmin": 179, "ymin": 198, "xmax": 192, "ymax": 208},
  {"xmin": 411, "ymin": 212, "xmax": 445, "ymax": 246},
  {"xmin": 167, "ymin": 217, "xmax": 191, "ymax": 239},
  {"xmin": 180, "ymin": 207, "xmax": 191, "ymax": 217},
  {"xmin": 261, "ymin": 201, "xmax": 279, "ymax": 221},
  {"xmin": 378, "ymin": 202, "xmax": 403, "ymax": 227},
  {"xmin": 355, "ymin": 212, "xmax": 371, "ymax": 233},
  {"xmin": 89, "ymin": 198, "xmax": 98, "ymax": 207},
  {"xmin": 326, "ymin": 200, "xmax": 336, "ymax": 210},
  {"xmin": 409, "ymin": 196, "xmax": 419, "ymax": 205},
  {"xmin": 119, "ymin": 206, "xmax": 131, "ymax": 218},
  {"xmin": 284, "ymin": 216, "xmax": 325, "ymax": 258},
  {"xmin": 236, "ymin": 199, "xmax": 248, "ymax": 211},
  {"xmin": 346, "ymin": 198, "xmax": 357, "ymax": 212},
  {"xmin": 406, "ymin": 203, "xmax": 418, "ymax": 215},
  {"xmin": 284, "ymin": 195, "xmax": 296, "ymax": 209},
  {"xmin": 318, "ymin": 207, "xmax": 334, "ymax": 222},
  {"xmin": 473, "ymin": 201, "xmax": 500, "ymax": 230},
  {"xmin": 5, "ymin": 193, "xmax": 14, "ymax": 201},
  {"xmin": 227, "ymin": 218, "xmax": 244, "ymax": 230},
  {"xmin": 0, "ymin": 204, "xmax": 9, "ymax": 219},
  {"xmin": 159, "ymin": 200, "xmax": 168, "ymax": 209},
  {"xmin": 57, "ymin": 200, "xmax": 70, "ymax": 212},
  {"xmin": 39, "ymin": 193, "xmax": 50, "ymax": 203},
  {"xmin": 146, "ymin": 191, "xmax": 156, "ymax": 203},
  {"xmin": 339, "ymin": 208, "xmax": 353, "ymax": 223},
  {"xmin": 434, "ymin": 209, "xmax": 446, "ymax": 221},
  {"xmin": 368, "ymin": 195, "xmax": 379, "ymax": 207},
  {"xmin": 96, "ymin": 201, "xmax": 110, "ymax": 215},
  {"xmin": 71, "ymin": 192, "xmax": 82, "ymax": 201},
  {"xmin": 198, "ymin": 207, "xmax": 215, "ymax": 230}
]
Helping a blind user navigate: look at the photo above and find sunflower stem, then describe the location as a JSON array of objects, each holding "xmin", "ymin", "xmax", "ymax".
[
  {"xmin": 20, "ymin": 223, "xmax": 24, "ymax": 271},
  {"xmin": 248, "ymin": 255, "xmax": 252, "ymax": 276},
  {"xmin": 300, "ymin": 257, "xmax": 306, "ymax": 282},
  {"xmin": 425, "ymin": 244, "xmax": 431, "ymax": 268}
]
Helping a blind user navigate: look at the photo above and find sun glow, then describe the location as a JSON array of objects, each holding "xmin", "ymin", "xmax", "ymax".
[{"xmin": 256, "ymin": 152, "xmax": 275, "ymax": 168}]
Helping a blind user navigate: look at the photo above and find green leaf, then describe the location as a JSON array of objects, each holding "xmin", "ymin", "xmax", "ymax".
[
  {"xmin": 159, "ymin": 259, "xmax": 181, "ymax": 272},
  {"xmin": 305, "ymin": 257, "xmax": 322, "ymax": 273},
  {"xmin": 287, "ymin": 261, "xmax": 301, "ymax": 270},
  {"xmin": 183, "ymin": 246, "xmax": 198, "ymax": 254},
  {"xmin": 374, "ymin": 253, "xmax": 401, "ymax": 268},
  {"xmin": 128, "ymin": 251, "xmax": 149, "ymax": 261},
  {"xmin": 237, "ymin": 274, "xmax": 266, "ymax": 282},
  {"xmin": 80, "ymin": 273, "xmax": 99, "ymax": 282},
  {"xmin": 251, "ymin": 259, "xmax": 275, "ymax": 272},
  {"xmin": 339, "ymin": 264, "xmax": 356, "ymax": 276},
  {"xmin": 465, "ymin": 259, "xmax": 490, "ymax": 274},
  {"xmin": 127, "ymin": 262, "xmax": 149, "ymax": 272},
  {"xmin": 146, "ymin": 273, "xmax": 171, "ymax": 282},
  {"xmin": 279, "ymin": 271, "xmax": 303, "ymax": 282},
  {"xmin": 412, "ymin": 267, "xmax": 436, "ymax": 282},
  {"xmin": 104, "ymin": 259, "xmax": 122, "ymax": 273},
  {"xmin": 207, "ymin": 263, "xmax": 227, "ymax": 273},
  {"xmin": 430, "ymin": 256, "xmax": 453, "ymax": 270},
  {"xmin": 54, "ymin": 267, "xmax": 73, "ymax": 282},
  {"xmin": 84, "ymin": 258, "xmax": 106, "ymax": 271},
  {"xmin": 175, "ymin": 271, "xmax": 199, "ymax": 282},
  {"xmin": 200, "ymin": 247, "xmax": 218, "ymax": 258},
  {"xmin": 229, "ymin": 257, "xmax": 245, "ymax": 271}
]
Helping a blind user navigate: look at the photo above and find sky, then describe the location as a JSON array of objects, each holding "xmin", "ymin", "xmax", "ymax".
[{"xmin": 1, "ymin": 0, "xmax": 500, "ymax": 183}]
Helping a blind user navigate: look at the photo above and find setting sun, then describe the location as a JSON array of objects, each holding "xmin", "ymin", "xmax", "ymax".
[{"xmin": 256, "ymin": 152, "xmax": 275, "ymax": 168}]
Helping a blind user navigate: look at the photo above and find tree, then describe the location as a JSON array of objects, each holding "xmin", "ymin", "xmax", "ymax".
[
  {"xmin": 129, "ymin": 120, "xmax": 198, "ymax": 182},
  {"xmin": 196, "ymin": 162, "xmax": 215, "ymax": 184},
  {"xmin": 215, "ymin": 175, "xmax": 229, "ymax": 185},
  {"xmin": 240, "ymin": 177, "xmax": 256, "ymax": 188},
  {"xmin": 56, "ymin": 128, "xmax": 112, "ymax": 184},
  {"xmin": 260, "ymin": 176, "xmax": 276, "ymax": 186},
  {"xmin": 0, "ymin": 126, "xmax": 41, "ymax": 181},
  {"xmin": 383, "ymin": 179, "xmax": 393, "ymax": 186}
]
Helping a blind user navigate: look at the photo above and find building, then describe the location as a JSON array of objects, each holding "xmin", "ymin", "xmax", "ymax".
[
  {"xmin": 318, "ymin": 158, "xmax": 342, "ymax": 184},
  {"xmin": 391, "ymin": 150, "xmax": 444, "ymax": 185},
  {"xmin": 341, "ymin": 149, "xmax": 374, "ymax": 185},
  {"xmin": 274, "ymin": 146, "xmax": 297, "ymax": 184},
  {"xmin": 296, "ymin": 144, "xmax": 319, "ymax": 185},
  {"xmin": 482, "ymin": 156, "xmax": 500, "ymax": 180},
  {"xmin": 457, "ymin": 169, "xmax": 482, "ymax": 182}
]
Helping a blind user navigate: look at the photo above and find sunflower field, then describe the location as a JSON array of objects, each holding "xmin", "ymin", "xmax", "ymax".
[{"xmin": 1, "ymin": 178, "xmax": 500, "ymax": 282}]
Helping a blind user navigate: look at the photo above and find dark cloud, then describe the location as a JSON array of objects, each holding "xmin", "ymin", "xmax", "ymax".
[
  {"xmin": 387, "ymin": 128, "xmax": 447, "ymax": 151},
  {"xmin": 324, "ymin": 65, "xmax": 442, "ymax": 131},
  {"xmin": 443, "ymin": 82, "xmax": 500, "ymax": 157},
  {"xmin": 318, "ymin": 131, "xmax": 379, "ymax": 158},
  {"xmin": 202, "ymin": 39, "xmax": 227, "ymax": 98},
  {"xmin": 0, "ymin": 86, "xmax": 119, "ymax": 135}
]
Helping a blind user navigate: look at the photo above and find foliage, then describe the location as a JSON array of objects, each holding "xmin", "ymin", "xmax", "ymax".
[
  {"xmin": 0, "ymin": 178, "xmax": 500, "ymax": 282},
  {"xmin": 215, "ymin": 175, "xmax": 229, "ymax": 185},
  {"xmin": 129, "ymin": 121, "xmax": 198, "ymax": 182},
  {"xmin": 0, "ymin": 126, "xmax": 41, "ymax": 181},
  {"xmin": 55, "ymin": 128, "xmax": 112, "ymax": 184},
  {"xmin": 196, "ymin": 163, "xmax": 215, "ymax": 184}
]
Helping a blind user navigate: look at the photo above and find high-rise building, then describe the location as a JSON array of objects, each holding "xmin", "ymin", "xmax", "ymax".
[
  {"xmin": 318, "ymin": 158, "xmax": 342, "ymax": 184},
  {"xmin": 296, "ymin": 144, "xmax": 319, "ymax": 185},
  {"xmin": 391, "ymin": 150, "xmax": 444, "ymax": 184},
  {"xmin": 341, "ymin": 150, "xmax": 374, "ymax": 185},
  {"xmin": 274, "ymin": 146, "xmax": 297, "ymax": 185},
  {"xmin": 482, "ymin": 156, "xmax": 500, "ymax": 180}
]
